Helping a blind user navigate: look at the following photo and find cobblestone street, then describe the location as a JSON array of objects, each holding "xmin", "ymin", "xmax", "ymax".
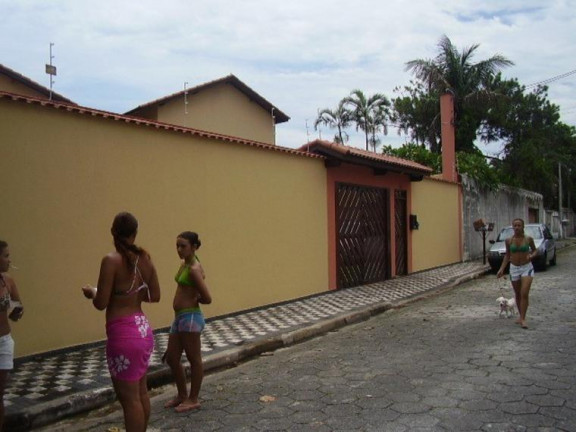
[{"xmin": 39, "ymin": 246, "xmax": 576, "ymax": 431}]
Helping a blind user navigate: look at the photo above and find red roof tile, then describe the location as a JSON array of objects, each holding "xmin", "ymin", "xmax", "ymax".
[{"xmin": 299, "ymin": 139, "xmax": 433, "ymax": 176}]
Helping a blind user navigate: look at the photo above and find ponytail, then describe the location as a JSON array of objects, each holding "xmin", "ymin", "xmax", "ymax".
[{"xmin": 111, "ymin": 212, "xmax": 147, "ymax": 267}]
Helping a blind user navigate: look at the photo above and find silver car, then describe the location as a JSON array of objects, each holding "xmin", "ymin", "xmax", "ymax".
[{"xmin": 488, "ymin": 223, "xmax": 557, "ymax": 272}]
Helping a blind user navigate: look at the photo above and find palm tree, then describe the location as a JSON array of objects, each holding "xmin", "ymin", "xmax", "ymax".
[
  {"xmin": 314, "ymin": 100, "xmax": 352, "ymax": 144},
  {"xmin": 405, "ymin": 34, "xmax": 514, "ymax": 152},
  {"xmin": 367, "ymin": 105, "xmax": 389, "ymax": 152},
  {"xmin": 344, "ymin": 90, "xmax": 390, "ymax": 151}
]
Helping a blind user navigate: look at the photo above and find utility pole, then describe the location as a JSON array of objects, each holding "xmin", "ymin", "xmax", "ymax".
[
  {"xmin": 559, "ymin": 162, "xmax": 564, "ymax": 239},
  {"xmin": 184, "ymin": 82, "xmax": 189, "ymax": 114},
  {"xmin": 271, "ymin": 107, "xmax": 276, "ymax": 145}
]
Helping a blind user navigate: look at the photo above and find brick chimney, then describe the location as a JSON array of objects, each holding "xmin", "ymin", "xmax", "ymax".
[{"xmin": 440, "ymin": 93, "xmax": 458, "ymax": 182}]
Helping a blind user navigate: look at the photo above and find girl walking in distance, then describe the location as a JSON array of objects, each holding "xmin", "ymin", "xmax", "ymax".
[{"xmin": 497, "ymin": 218, "xmax": 537, "ymax": 329}]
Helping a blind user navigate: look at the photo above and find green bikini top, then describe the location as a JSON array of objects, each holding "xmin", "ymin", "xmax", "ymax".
[
  {"xmin": 509, "ymin": 239, "xmax": 530, "ymax": 253},
  {"xmin": 175, "ymin": 256, "xmax": 198, "ymax": 287}
]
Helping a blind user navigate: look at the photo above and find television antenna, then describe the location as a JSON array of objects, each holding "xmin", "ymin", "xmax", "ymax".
[
  {"xmin": 271, "ymin": 107, "xmax": 276, "ymax": 145},
  {"xmin": 184, "ymin": 82, "xmax": 189, "ymax": 114},
  {"xmin": 45, "ymin": 42, "xmax": 57, "ymax": 100}
]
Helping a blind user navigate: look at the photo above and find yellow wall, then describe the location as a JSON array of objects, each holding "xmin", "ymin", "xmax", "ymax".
[
  {"xmin": 158, "ymin": 83, "xmax": 275, "ymax": 144},
  {"xmin": 0, "ymin": 98, "xmax": 327, "ymax": 357},
  {"xmin": 411, "ymin": 177, "xmax": 461, "ymax": 271},
  {"xmin": 0, "ymin": 74, "xmax": 46, "ymax": 99}
]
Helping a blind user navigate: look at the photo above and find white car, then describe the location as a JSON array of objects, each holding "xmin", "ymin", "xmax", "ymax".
[{"xmin": 488, "ymin": 223, "xmax": 556, "ymax": 272}]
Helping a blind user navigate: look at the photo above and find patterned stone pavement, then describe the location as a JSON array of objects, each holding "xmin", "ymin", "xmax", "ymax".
[{"xmin": 5, "ymin": 261, "xmax": 489, "ymax": 430}]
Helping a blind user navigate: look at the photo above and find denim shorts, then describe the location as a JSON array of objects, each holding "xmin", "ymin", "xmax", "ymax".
[{"xmin": 170, "ymin": 307, "xmax": 205, "ymax": 334}]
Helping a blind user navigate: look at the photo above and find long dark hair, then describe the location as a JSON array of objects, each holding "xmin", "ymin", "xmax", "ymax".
[
  {"xmin": 111, "ymin": 212, "xmax": 146, "ymax": 267},
  {"xmin": 0, "ymin": 240, "xmax": 7, "ymax": 254}
]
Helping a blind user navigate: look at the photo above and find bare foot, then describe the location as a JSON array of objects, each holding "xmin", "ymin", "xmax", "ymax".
[
  {"xmin": 164, "ymin": 397, "xmax": 184, "ymax": 408},
  {"xmin": 174, "ymin": 400, "xmax": 201, "ymax": 413},
  {"xmin": 521, "ymin": 321, "xmax": 528, "ymax": 329},
  {"xmin": 514, "ymin": 318, "xmax": 522, "ymax": 325}
]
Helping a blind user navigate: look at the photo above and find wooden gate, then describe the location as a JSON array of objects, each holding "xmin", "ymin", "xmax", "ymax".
[
  {"xmin": 394, "ymin": 190, "xmax": 408, "ymax": 275},
  {"xmin": 336, "ymin": 183, "xmax": 390, "ymax": 289}
]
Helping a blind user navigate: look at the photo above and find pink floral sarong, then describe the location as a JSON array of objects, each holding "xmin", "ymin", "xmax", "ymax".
[{"xmin": 105, "ymin": 313, "xmax": 154, "ymax": 381}]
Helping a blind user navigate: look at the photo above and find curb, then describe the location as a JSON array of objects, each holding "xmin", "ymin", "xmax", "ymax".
[{"xmin": 6, "ymin": 267, "xmax": 490, "ymax": 431}]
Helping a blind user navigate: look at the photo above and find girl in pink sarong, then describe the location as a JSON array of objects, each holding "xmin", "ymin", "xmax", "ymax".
[{"xmin": 83, "ymin": 212, "xmax": 160, "ymax": 432}]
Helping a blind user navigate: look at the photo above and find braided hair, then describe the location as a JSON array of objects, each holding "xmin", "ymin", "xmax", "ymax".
[{"xmin": 111, "ymin": 212, "xmax": 147, "ymax": 267}]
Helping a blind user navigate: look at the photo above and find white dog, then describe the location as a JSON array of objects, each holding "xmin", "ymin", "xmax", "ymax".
[{"xmin": 497, "ymin": 296, "xmax": 517, "ymax": 318}]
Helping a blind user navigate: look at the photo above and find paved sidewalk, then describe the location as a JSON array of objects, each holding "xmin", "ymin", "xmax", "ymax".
[{"xmin": 6, "ymin": 261, "xmax": 493, "ymax": 430}]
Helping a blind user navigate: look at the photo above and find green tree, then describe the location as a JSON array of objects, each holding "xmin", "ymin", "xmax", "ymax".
[
  {"xmin": 382, "ymin": 143, "xmax": 499, "ymax": 190},
  {"xmin": 367, "ymin": 104, "xmax": 389, "ymax": 150},
  {"xmin": 314, "ymin": 100, "xmax": 352, "ymax": 144},
  {"xmin": 456, "ymin": 151, "xmax": 500, "ymax": 190},
  {"xmin": 382, "ymin": 143, "xmax": 441, "ymax": 172},
  {"xmin": 344, "ymin": 89, "xmax": 390, "ymax": 151},
  {"xmin": 391, "ymin": 81, "xmax": 441, "ymax": 152},
  {"xmin": 403, "ymin": 35, "xmax": 513, "ymax": 153},
  {"xmin": 483, "ymin": 75, "xmax": 576, "ymax": 208}
]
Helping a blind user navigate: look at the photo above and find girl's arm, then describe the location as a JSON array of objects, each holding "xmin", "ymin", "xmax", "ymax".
[
  {"xmin": 89, "ymin": 255, "xmax": 115, "ymax": 311},
  {"xmin": 190, "ymin": 264, "xmax": 212, "ymax": 304},
  {"xmin": 528, "ymin": 236, "xmax": 538, "ymax": 260},
  {"xmin": 497, "ymin": 239, "xmax": 511, "ymax": 278},
  {"xmin": 6, "ymin": 274, "xmax": 24, "ymax": 321},
  {"xmin": 145, "ymin": 257, "xmax": 161, "ymax": 303}
]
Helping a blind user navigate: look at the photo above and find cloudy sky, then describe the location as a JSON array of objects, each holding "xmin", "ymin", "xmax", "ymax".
[{"xmin": 1, "ymin": 0, "xmax": 575, "ymax": 156}]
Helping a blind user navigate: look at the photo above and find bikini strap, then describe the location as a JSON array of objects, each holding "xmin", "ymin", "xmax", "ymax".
[
  {"xmin": 136, "ymin": 258, "xmax": 151, "ymax": 302},
  {"xmin": 128, "ymin": 256, "xmax": 140, "ymax": 292},
  {"xmin": 132, "ymin": 256, "xmax": 151, "ymax": 301}
]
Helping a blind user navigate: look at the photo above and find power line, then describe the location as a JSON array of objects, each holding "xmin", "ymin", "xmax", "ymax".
[{"xmin": 525, "ymin": 69, "xmax": 576, "ymax": 89}]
